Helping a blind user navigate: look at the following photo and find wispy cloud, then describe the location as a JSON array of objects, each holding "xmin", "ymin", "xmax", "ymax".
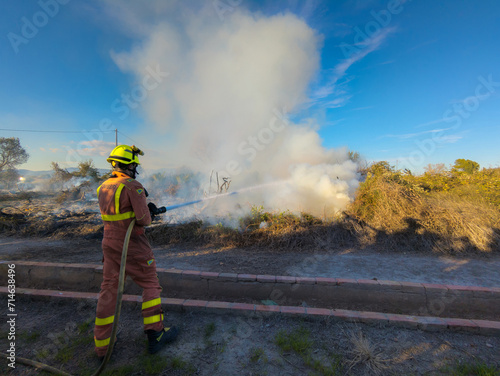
[
  {"xmin": 407, "ymin": 39, "xmax": 438, "ymax": 53},
  {"xmin": 381, "ymin": 127, "xmax": 455, "ymax": 140},
  {"xmin": 76, "ymin": 140, "xmax": 115, "ymax": 157},
  {"xmin": 437, "ymin": 134, "xmax": 463, "ymax": 144},
  {"xmin": 326, "ymin": 96, "xmax": 353, "ymax": 109},
  {"xmin": 414, "ymin": 118, "xmax": 447, "ymax": 128},
  {"xmin": 311, "ymin": 27, "xmax": 395, "ymax": 109},
  {"xmin": 348, "ymin": 105, "xmax": 375, "ymax": 112},
  {"xmin": 334, "ymin": 27, "xmax": 396, "ymax": 78}
]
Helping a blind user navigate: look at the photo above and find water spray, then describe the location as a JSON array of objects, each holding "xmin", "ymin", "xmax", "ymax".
[{"xmin": 150, "ymin": 181, "xmax": 286, "ymax": 217}]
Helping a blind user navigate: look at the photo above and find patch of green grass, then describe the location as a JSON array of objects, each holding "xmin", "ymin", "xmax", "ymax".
[
  {"xmin": 78, "ymin": 317, "xmax": 94, "ymax": 333},
  {"xmin": 171, "ymin": 355, "xmax": 197, "ymax": 374},
  {"xmin": 17, "ymin": 330, "xmax": 41, "ymax": 342},
  {"xmin": 141, "ymin": 353, "xmax": 171, "ymax": 374},
  {"xmin": 54, "ymin": 346, "xmax": 73, "ymax": 363},
  {"xmin": 440, "ymin": 361, "xmax": 500, "ymax": 376},
  {"xmin": 275, "ymin": 327, "xmax": 312, "ymax": 355},
  {"xmin": 250, "ymin": 347, "xmax": 267, "ymax": 363},
  {"xmin": 304, "ymin": 353, "xmax": 343, "ymax": 376},
  {"xmin": 217, "ymin": 341, "xmax": 227, "ymax": 354},
  {"xmin": 52, "ymin": 320, "xmax": 95, "ymax": 364},
  {"xmin": 204, "ymin": 322, "xmax": 216, "ymax": 339},
  {"xmin": 101, "ymin": 363, "xmax": 137, "ymax": 376},
  {"xmin": 35, "ymin": 348, "xmax": 51, "ymax": 360},
  {"xmin": 100, "ymin": 354, "xmax": 196, "ymax": 376},
  {"xmin": 275, "ymin": 327, "xmax": 343, "ymax": 376}
]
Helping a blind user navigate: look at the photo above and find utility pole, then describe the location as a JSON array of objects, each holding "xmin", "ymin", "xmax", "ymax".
[{"xmin": 115, "ymin": 129, "xmax": 118, "ymax": 146}]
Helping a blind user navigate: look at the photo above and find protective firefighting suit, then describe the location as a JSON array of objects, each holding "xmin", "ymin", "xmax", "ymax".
[{"xmin": 93, "ymin": 171, "xmax": 164, "ymax": 357}]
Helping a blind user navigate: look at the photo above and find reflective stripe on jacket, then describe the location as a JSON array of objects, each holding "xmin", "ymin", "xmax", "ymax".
[{"xmin": 97, "ymin": 171, "xmax": 151, "ymax": 239}]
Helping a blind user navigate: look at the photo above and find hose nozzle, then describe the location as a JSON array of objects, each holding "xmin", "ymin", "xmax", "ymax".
[
  {"xmin": 148, "ymin": 203, "xmax": 166, "ymax": 219},
  {"xmin": 131, "ymin": 145, "xmax": 144, "ymax": 156}
]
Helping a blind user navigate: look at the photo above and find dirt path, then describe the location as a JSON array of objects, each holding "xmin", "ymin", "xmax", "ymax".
[{"xmin": 1, "ymin": 236, "xmax": 499, "ymax": 287}]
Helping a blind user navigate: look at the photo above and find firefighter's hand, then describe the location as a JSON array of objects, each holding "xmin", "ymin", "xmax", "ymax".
[
  {"xmin": 148, "ymin": 202, "xmax": 166, "ymax": 220},
  {"xmin": 148, "ymin": 202, "xmax": 158, "ymax": 220}
]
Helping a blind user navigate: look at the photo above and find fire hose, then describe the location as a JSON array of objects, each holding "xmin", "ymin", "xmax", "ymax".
[{"xmin": 1, "ymin": 219, "xmax": 136, "ymax": 376}]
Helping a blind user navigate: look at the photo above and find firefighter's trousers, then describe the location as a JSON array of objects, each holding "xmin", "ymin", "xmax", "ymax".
[{"xmin": 94, "ymin": 238, "xmax": 163, "ymax": 357}]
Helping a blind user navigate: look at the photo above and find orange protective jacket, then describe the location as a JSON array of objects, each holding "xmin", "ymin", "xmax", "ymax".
[
  {"xmin": 94, "ymin": 171, "xmax": 163, "ymax": 357},
  {"xmin": 97, "ymin": 171, "xmax": 152, "ymax": 241}
]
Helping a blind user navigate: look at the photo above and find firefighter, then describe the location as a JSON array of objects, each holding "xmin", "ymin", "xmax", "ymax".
[{"xmin": 94, "ymin": 144, "xmax": 178, "ymax": 358}]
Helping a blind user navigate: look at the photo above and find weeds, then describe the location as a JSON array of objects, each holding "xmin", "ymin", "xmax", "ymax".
[
  {"xmin": 204, "ymin": 322, "xmax": 216, "ymax": 341},
  {"xmin": 77, "ymin": 317, "xmax": 94, "ymax": 333},
  {"xmin": 100, "ymin": 363, "xmax": 137, "ymax": 376},
  {"xmin": 17, "ymin": 330, "xmax": 41, "ymax": 342},
  {"xmin": 97, "ymin": 354, "xmax": 196, "ymax": 376},
  {"xmin": 346, "ymin": 330, "xmax": 390, "ymax": 375},
  {"xmin": 170, "ymin": 355, "xmax": 197, "ymax": 374},
  {"xmin": 440, "ymin": 361, "xmax": 500, "ymax": 376},
  {"xmin": 439, "ymin": 363, "xmax": 500, "ymax": 376},
  {"xmin": 141, "ymin": 354, "xmax": 172, "ymax": 374},
  {"xmin": 200, "ymin": 322, "xmax": 227, "ymax": 355},
  {"xmin": 275, "ymin": 327, "xmax": 312, "ymax": 354},
  {"xmin": 275, "ymin": 327, "xmax": 343, "ymax": 375},
  {"xmin": 250, "ymin": 347, "xmax": 268, "ymax": 363}
]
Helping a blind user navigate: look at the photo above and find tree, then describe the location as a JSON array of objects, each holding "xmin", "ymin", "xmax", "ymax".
[
  {"xmin": 368, "ymin": 161, "xmax": 393, "ymax": 175},
  {"xmin": 0, "ymin": 168, "xmax": 20, "ymax": 189},
  {"xmin": 51, "ymin": 162, "xmax": 72, "ymax": 183},
  {"xmin": 348, "ymin": 151, "xmax": 361, "ymax": 163},
  {"xmin": 424, "ymin": 163, "xmax": 447, "ymax": 175},
  {"xmin": 50, "ymin": 159, "xmax": 102, "ymax": 190},
  {"xmin": 452, "ymin": 159, "xmax": 479, "ymax": 175},
  {"xmin": 74, "ymin": 160, "xmax": 100, "ymax": 182},
  {"xmin": 0, "ymin": 137, "xmax": 29, "ymax": 171}
]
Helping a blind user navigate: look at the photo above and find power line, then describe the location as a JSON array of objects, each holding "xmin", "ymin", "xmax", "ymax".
[
  {"xmin": 0, "ymin": 128, "xmax": 115, "ymax": 133},
  {"xmin": 118, "ymin": 131, "xmax": 140, "ymax": 145},
  {"xmin": 1, "ymin": 127, "xmax": 143, "ymax": 147}
]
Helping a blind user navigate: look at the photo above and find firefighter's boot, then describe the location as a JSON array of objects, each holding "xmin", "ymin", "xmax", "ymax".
[{"xmin": 146, "ymin": 326, "xmax": 179, "ymax": 354}]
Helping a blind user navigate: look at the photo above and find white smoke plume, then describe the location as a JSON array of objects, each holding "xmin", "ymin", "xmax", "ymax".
[{"xmin": 108, "ymin": 3, "xmax": 359, "ymax": 219}]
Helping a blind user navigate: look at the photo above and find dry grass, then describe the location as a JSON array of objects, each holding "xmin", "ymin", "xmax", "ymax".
[
  {"xmin": 346, "ymin": 330, "xmax": 390, "ymax": 375},
  {"xmin": 2, "ymin": 166, "xmax": 499, "ymax": 255},
  {"xmin": 348, "ymin": 172, "xmax": 500, "ymax": 254}
]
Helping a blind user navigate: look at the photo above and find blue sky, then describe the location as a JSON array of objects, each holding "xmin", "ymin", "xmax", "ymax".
[{"xmin": 1, "ymin": 0, "xmax": 499, "ymax": 173}]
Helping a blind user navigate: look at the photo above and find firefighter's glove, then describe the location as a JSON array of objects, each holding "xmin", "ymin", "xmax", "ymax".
[
  {"xmin": 148, "ymin": 202, "xmax": 167, "ymax": 221},
  {"xmin": 148, "ymin": 202, "xmax": 159, "ymax": 220}
]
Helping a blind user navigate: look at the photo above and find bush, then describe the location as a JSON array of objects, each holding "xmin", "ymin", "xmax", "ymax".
[{"xmin": 347, "ymin": 164, "xmax": 500, "ymax": 253}]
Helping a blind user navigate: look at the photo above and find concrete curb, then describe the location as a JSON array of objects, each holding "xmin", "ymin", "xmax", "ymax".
[
  {"xmin": 1, "ymin": 261, "xmax": 499, "ymax": 320},
  {"xmin": 1, "ymin": 286, "xmax": 499, "ymax": 336}
]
